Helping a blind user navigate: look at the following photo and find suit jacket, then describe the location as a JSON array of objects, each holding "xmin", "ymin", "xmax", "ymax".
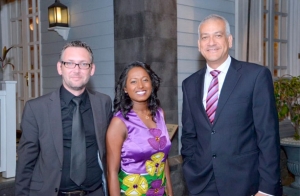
[
  {"xmin": 15, "ymin": 88, "xmax": 112, "ymax": 196},
  {"xmin": 181, "ymin": 57, "xmax": 281, "ymax": 196}
]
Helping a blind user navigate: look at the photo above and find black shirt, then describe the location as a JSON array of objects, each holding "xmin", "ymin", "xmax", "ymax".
[{"xmin": 59, "ymin": 86, "xmax": 102, "ymax": 191}]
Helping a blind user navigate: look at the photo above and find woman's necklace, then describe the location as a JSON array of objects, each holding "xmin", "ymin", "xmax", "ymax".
[
  {"xmin": 145, "ymin": 114, "xmax": 150, "ymax": 120},
  {"xmin": 135, "ymin": 110, "xmax": 151, "ymax": 120}
]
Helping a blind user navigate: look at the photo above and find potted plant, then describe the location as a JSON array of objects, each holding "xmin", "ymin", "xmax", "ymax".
[
  {"xmin": 274, "ymin": 74, "xmax": 300, "ymax": 189},
  {"xmin": 0, "ymin": 46, "xmax": 15, "ymax": 80}
]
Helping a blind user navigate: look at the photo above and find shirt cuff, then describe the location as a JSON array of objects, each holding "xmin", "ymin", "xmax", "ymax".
[{"xmin": 259, "ymin": 191, "xmax": 273, "ymax": 196}]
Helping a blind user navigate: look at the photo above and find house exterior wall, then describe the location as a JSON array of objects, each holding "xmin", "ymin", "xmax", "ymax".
[{"xmin": 40, "ymin": 0, "xmax": 115, "ymax": 100}]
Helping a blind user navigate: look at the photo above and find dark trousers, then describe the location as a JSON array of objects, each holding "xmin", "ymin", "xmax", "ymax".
[
  {"xmin": 87, "ymin": 185, "xmax": 104, "ymax": 196},
  {"xmin": 189, "ymin": 177, "xmax": 220, "ymax": 196},
  {"xmin": 57, "ymin": 186, "xmax": 104, "ymax": 196}
]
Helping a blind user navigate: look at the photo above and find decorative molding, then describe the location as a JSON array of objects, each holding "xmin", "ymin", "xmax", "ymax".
[{"xmin": 48, "ymin": 26, "xmax": 70, "ymax": 40}]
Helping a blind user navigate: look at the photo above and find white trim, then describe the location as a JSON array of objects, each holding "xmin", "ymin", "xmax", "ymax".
[
  {"xmin": 1, "ymin": 3, "xmax": 11, "ymax": 47},
  {"xmin": 48, "ymin": 26, "xmax": 70, "ymax": 40},
  {"xmin": 248, "ymin": 0, "xmax": 264, "ymax": 65},
  {"xmin": 235, "ymin": 0, "xmax": 248, "ymax": 61},
  {"xmin": 288, "ymin": 0, "xmax": 300, "ymax": 75}
]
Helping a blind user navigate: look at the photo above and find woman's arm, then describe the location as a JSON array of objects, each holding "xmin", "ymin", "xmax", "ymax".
[
  {"xmin": 165, "ymin": 159, "xmax": 173, "ymax": 196},
  {"xmin": 106, "ymin": 117, "xmax": 127, "ymax": 196},
  {"xmin": 160, "ymin": 109, "xmax": 173, "ymax": 195}
]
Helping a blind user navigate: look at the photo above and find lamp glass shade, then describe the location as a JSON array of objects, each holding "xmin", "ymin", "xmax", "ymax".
[{"xmin": 48, "ymin": 0, "xmax": 68, "ymax": 28}]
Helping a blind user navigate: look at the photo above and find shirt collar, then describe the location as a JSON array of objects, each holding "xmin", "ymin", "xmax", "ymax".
[
  {"xmin": 60, "ymin": 85, "xmax": 88, "ymax": 106},
  {"xmin": 206, "ymin": 55, "xmax": 231, "ymax": 74}
]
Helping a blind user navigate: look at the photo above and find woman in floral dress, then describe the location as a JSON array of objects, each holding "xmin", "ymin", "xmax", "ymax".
[{"xmin": 106, "ymin": 61, "xmax": 173, "ymax": 196}]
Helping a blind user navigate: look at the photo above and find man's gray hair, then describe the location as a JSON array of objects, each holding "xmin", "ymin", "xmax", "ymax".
[
  {"xmin": 198, "ymin": 14, "xmax": 231, "ymax": 38},
  {"xmin": 59, "ymin": 40, "xmax": 94, "ymax": 63}
]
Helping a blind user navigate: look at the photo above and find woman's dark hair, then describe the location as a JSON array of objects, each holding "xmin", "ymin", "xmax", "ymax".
[{"xmin": 113, "ymin": 61, "xmax": 161, "ymax": 121}]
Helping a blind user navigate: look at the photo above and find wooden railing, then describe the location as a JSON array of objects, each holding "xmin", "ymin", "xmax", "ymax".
[{"xmin": 0, "ymin": 81, "xmax": 17, "ymax": 178}]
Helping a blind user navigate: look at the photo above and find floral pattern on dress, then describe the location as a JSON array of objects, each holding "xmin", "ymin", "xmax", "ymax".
[
  {"xmin": 117, "ymin": 109, "xmax": 171, "ymax": 195},
  {"xmin": 145, "ymin": 152, "xmax": 165, "ymax": 176},
  {"xmin": 123, "ymin": 174, "xmax": 148, "ymax": 195},
  {"xmin": 148, "ymin": 128, "xmax": 167, "ymax": 150},
  {"xmin": 146, "ymin": 179, "xmax": 165, "ymax": 196}
]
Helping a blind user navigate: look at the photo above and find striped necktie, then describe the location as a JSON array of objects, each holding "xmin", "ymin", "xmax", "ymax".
[{"xmin": 206, "ymin": 70, "xmax": 221, "ymax": 124}]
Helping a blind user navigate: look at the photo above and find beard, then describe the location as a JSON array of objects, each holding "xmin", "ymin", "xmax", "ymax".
[
  {"xmin": 62, "ymin": 76, "xmax": 89, "ymax": 93},
  {"xmin": 70, "ymin": 85, "xmax": 85, "ymax": 91}
]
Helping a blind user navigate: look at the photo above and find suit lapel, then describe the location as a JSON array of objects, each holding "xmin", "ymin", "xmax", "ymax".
[
  {"xmin": 213, "ymin": 59, "xmax": 242, "ymax": 125},
  {"xmin": 48, "ymin": 89, "xmax": 64, "ymax": 165},
  {"xmin": 196, "ymin": 69, "xmax": 211, "ymax": 124},
  {"xmin": 88, "ymin": 90, "xmax": 105, "ymax": 160}
]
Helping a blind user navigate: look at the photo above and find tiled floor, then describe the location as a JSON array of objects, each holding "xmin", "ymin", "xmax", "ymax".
[
  {"xmin": 0, "ymin": 176, "xmax": 14, "ymax": 184},
  {"xmin": 0, "ymin": 175, "xmax": 14, "ymax": 196}
]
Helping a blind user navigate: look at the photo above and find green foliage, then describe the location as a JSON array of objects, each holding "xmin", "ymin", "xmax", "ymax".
[
  {"xmin": 0, "ymin": 46, "xmax": 15, "ymax": 71},
  {"xmin": 274, "ymin": 75, "xmax": 300, "ymax": 140}
]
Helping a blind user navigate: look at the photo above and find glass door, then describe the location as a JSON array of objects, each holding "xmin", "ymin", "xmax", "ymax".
[
  {"xmin": 263, "ymin": 0, "xmax": 288, "ymax": 77},
  {"xmin": 2, "ymin": 0, "xmax": 41, "ymax": 129}
]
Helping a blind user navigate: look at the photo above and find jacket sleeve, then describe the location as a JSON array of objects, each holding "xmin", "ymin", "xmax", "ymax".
[
  {"xmin": 181, "ymin": 80, "xmax": 197, "ymax": 161},
  {"xmin": 15, "ymin": 101, "xmax": 40, "ymax": 196},
  {"xmin": 252, "ymin": 67, "xmax": 281, "ymax": 195}
]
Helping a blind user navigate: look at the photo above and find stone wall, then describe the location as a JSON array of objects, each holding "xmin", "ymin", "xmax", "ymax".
[{"xmin": 114, "ymin": 0, "xmax": 178, "ymax": 155}]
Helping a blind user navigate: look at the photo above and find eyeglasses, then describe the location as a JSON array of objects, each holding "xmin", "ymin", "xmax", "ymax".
[{"xmin": 61, "ymin": 61, "xmax": 91, "ymax": 69}]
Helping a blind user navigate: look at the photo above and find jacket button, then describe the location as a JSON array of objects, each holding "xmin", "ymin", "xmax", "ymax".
[
  {"xmin": 212, "ymin": 154, "xmax": 216, "ymax": 158},
  {"xmin": 55, "ymin": 188, "xmax": 58, "ymax": 192},
  {"xmin": 211, "ymin": 130, "xmax": 215, "ymax": 134}
]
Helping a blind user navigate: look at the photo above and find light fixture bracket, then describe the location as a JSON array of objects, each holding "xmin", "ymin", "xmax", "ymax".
[{"xmin": 48, "ymin": 26, "xmax": 70, "ymax": 40}]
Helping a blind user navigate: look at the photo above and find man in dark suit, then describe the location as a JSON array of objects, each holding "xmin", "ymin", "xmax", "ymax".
[
  {"xmin": 181, "ymin": 14, "xmax": 281, "ymax": 196},
  {"xmin": 15, "ymin": 41, "xmax": 112, "ymax": 196}
]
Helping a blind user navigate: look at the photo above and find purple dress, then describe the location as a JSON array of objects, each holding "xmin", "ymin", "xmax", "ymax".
[{"xmin": 115, "ymin": 108, "xmax": 171, "ymax": 196}]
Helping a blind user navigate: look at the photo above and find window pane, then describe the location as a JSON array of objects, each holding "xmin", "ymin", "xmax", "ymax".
[
  {"xmin": 10, "ymin": 1, "xmax": 16, "ymax": 17},
  {"xmin": 37, "ymin": 45, "xmax": 40, "ymax": 69},
  {"xmin": 36, "ymin": 16, "xmax": 39, "ymax": 41},
  {"xmin": 29, "ymin": 17, "xmax": 33, "ymax": 31},
  {"xmin": 264, "ymin": 13, "xmax": 268, "ymax": 38},
  {"xmin": 29, "ymin": 17, "xmax": 33, "ymax": 42},
  {"xmin": 281, "ymin": 16, "xmax": 287, "ymax": 40},
  {"xmin": 274, "ymin": 15, "xmax": 279, "ymax": 39},
  {"xmin": 17, "ymin": 0, "xmax": 21, "ymax": 16},
  {"xmin": 30, "ymin": 73, "xmax": 35, "ymax": 97},
  {"xmin": 264, "ymin": 0, "xmax": 268, "ymax": 10},
  {"xmin": 280, "ymin": 43, "xmax": 287, "ymax": 67},
  {"xmin": 263, "ymin": 41, "xmax": 268, "ymax": 66},
  {"xmin": 274, "ymin": 42, "xmax": 278, "ymax": 66},
  {"xmin": 282, "ymin": 0, "xmax": 288, "ymax": 13},
  {"xmin": 275, "ymin": 0, "xmax": 279, "ymax": 12},
  {"xmin": 18, "ymin": 47, "xmax": 23, "ymax": 72},
  {"xmin": 33, "ymin": 46, "xmax": 37, "ymax": 70},
  {"xmin": 274, "ymin": 69, "xmax": 278, "ymax": 77},
  {"xmin": 11, "ymin": 21, "xmax": 17, "ymax": 45},
  {"xmin": 30, "ymin": 45, "xmax": 34, "ymax": 70},
  {"xmin": 35, "ymin": 0, "xmax": 38, "ymax": 12},
  {"xmin": 18, "ymin": 20, "xmax": 22, "ymax": 43},
  {"xmin": 9, "ymin": 0, "xmax": 21, "ymax": 17},
  {"xmin": 28, "ymin": 0, "xmax": 32, "ymax": 14},
  {"xmin": 17, "ymin": 74, "xmax": 24, "ymax": 97}
]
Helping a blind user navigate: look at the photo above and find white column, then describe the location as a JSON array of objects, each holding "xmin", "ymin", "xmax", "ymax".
[
  {"xmin": 0, "ymin": 81, "xmax": 17, "ymax": 178},
  {"xmin": 288, "ymin": 0, "xmax": 300, "ymax": 76}
]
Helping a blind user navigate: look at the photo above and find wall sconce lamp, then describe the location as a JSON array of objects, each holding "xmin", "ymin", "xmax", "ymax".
[{"xmin": 48, "ymin": 0, "xmax": 70, "ymax": 40}]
